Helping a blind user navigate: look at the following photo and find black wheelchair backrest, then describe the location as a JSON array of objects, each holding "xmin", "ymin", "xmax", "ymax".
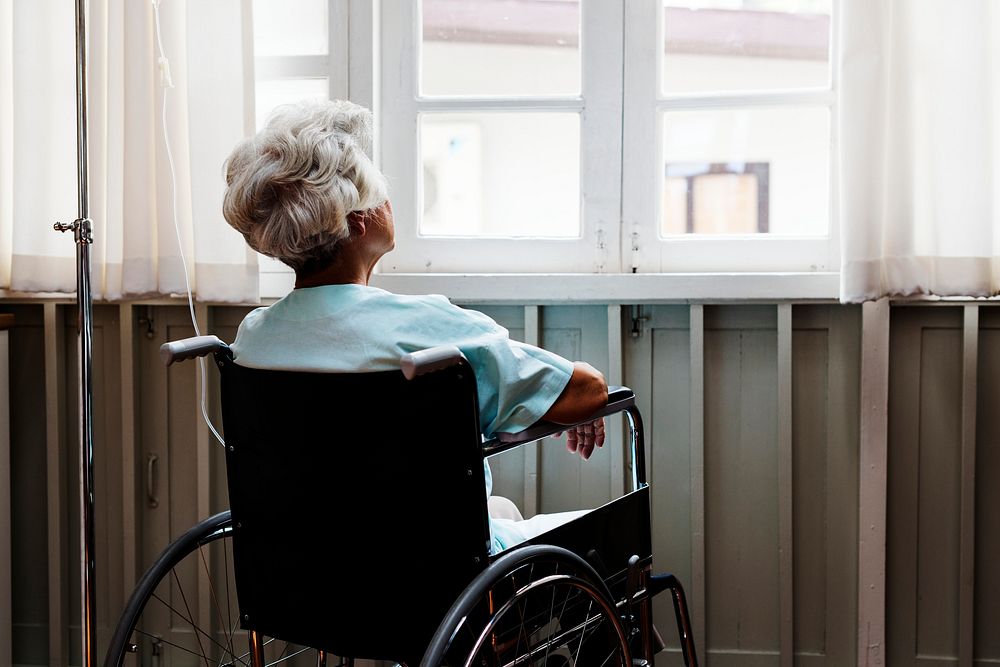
[{"xmin": 218, "ymin": 354, "xmax": 492, "ymax": 664}]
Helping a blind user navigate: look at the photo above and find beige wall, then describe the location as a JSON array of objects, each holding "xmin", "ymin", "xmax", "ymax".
[{"xmin": 3, "ymin": 301, "xmax": 999, "ymax": 666}]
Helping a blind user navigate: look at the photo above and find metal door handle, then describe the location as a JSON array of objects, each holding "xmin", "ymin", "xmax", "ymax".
[{"xmin": 146, "ymin": 453, "xmax": 159, "ymax": 508}]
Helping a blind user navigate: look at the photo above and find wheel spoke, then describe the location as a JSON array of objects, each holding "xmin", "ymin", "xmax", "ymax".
[
  {"xmin": 133, "ymin": 627, "xmax": 217, "ymax": 664},
  {"xmin": 199, "ymin": 542, "xmax": 239, "ymax": 660},
  {"xmin": 572, "ymin": 600, "xmax": 594, "ymax": 667},
  {"xmin": 170, "ymin": 568, "xmax": 217, "ymax": 667},
  {"xmin": 541, "ymin": 579, "xmax": 558, "ymax": 667},
  {"xmin": 150, "ymin": 591, "xmax": 245, "ymax": 661}
]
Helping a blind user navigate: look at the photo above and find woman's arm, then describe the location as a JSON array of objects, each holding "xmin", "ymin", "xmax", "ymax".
[
  {"xmin": 542, "ymin": 362, "xmax": 608, "ymax": 460},
  {"xmin": 542, "ymin": 361, "xmax": 608, "ymax": 424}
]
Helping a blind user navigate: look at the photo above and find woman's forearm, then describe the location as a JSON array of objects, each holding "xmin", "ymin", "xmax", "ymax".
[{"xmin": 542, "ymin": 362, "xmax": 609, "ymax": 424}]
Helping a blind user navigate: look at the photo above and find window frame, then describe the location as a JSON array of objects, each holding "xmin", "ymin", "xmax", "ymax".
[
  {"xmin": 622, "ymin": 0, "xmax": 841, "ymax": 274},
  {"xmin": 253, "ymin": 0, "xmax": 843, "ymax": 298},
  {"xmin": 378, "ymin": 0, "xmax": 624, "ymax": 274}
]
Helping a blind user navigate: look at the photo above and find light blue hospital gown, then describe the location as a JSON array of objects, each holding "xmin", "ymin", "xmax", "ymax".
[{"xmin": 230, "ymin": 284, "xmax": 576, "ymax": 553}]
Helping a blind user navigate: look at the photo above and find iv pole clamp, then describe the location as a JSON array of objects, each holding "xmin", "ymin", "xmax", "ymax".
[
  {"xmin": 54, "ymin": 217, "xmax": 95, "ymax": 243},
  {"xmin": 55, "ymin": 0, "xmax": 98, "ymax": 665}
]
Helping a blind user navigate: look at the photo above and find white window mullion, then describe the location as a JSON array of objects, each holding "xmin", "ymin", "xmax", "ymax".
[
  {"xmin": 328, "ymin": 0, "xmax": 349, "ymax": 100},
  {"xmin": 581, "ymin": 0, "xmax": 624, "ymax": 273},
  {"xmin": 379, "ymin": 1, "xmax": 421, "ymax": 270},
  {"xmin": 622, "ymin": 0, "xmax": 660, "ymax": 273}
]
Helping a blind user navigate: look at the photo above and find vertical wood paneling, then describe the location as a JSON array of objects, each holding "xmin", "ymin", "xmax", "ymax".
[
  {"xmin": 689, "ymin": 304, "xmax": 707, "ymax": 664},
  {"xmin": 0, "ymin": 325, "xmax": 11, "ymax": 667},
  {"xmin": 888, "ymin": 307, "xmax": 964, "ymax": 666},
  {"xmin": 859, "ymin": 299, "xmax": 890, "ymax": 667},
  {"xmin": 539, "ymin": 306, "xmax": 610, "ymax": 513},
  {"xmin": 959, "ymin": 306, "xmax": 978, "ymax": 667},
  {"xmin": 793, "ymin": 305, "xmax": 861, "ymax": 667},
  {"xmin": 137, "ymin": 307, "xmax": 200, "ymax": 650},
  {"xmin": 62, "ymin": 306, "xmax": 125, "ymax": 658},
  {"xmin": 791, "ymin": 319, "xmax": 828, "ymax": 658},
  {"xmin": 704, "ymin": 306, "xmax": 779, "ymax": 664},
  {"xmin": 975, "ymin": 310, "xmax": 1000, "ymax": 664},
  {"xmin": 118, "ymin": 305, "xmax": 137, "ymax": 604},
  {"xmin": 4, "ymin": 299, "xmax": 998, "ymax": 667},
  {"xmin": 44, "ymin": 303, "xmax": 68, "ymax": 667},
  {"xmin": 824, "ymin": 305, "xmax": 861, "ymax": 667},
  {"xmin": 4, "ymin": 306, "xmax": 49, "ymax": 665},
  {"xmin": 777, "ymin": 304, "xmax": 794, "ymax": 667},
  {"xmin": 643, "ymin": 306, "xmax": 693, "ymax": 665},
  {"xmin": 915, "ymin": 321, "xmax": 962, "ymax": 660}
]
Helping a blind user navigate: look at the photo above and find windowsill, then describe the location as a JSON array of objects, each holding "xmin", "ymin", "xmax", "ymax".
[{"xmin": 364, "ymin": 272, "xmax": 842, "ymax": 304}]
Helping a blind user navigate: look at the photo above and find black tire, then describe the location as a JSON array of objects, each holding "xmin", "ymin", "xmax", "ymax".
[
  {"xmin": 104, "ymin": 511, "xmax": 324, "ymax": 667},
  {"xmin": 421, "ymin": 545, "xmax": 631, "ymax": 667}
]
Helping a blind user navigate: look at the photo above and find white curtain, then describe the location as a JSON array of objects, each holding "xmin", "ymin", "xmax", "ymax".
[
  {"xmin": 840, "ymin": 0, "xmax": 1000, "ymax": 302},
  {"xmin": 0, "ymin": 0, "xmax": 258, "ymax": 302}
]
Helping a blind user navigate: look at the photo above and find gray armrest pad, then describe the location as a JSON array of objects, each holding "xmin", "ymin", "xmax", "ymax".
[{"xmin": 160, "ymin": 335, "xmax": 229, "ymax": 366}]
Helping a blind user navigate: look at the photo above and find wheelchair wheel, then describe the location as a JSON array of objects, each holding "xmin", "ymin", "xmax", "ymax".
[
  {"xmin": 105, "ymin": 511, "xmax": 327, "ymax": 667},
  {"xmin": 422, "ymin": 545, "xmax": 631, "ymax": 667}
]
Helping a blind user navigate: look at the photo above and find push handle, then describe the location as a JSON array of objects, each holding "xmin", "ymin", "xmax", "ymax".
[
  {"xmin": 159, "ymin": 335, "xmax": 230, "ymax": 366},
  {"xmin": 400, "ymin": 345, "xmax": 466, "ymax": 380}
]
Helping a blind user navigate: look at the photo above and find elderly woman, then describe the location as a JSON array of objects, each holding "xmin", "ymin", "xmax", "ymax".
[{"xmin": 223, "ymin": 99, "xmax": 607, "ymax": 553}]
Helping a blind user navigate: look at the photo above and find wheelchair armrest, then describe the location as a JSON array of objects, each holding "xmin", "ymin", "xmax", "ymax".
[
  {"xmin": 482, "ymin": 386, "xmax": 635, "ymax": 457},
  {"xmin": 160, "ymin": 335, "xmax": 231, "ymax": 366}
]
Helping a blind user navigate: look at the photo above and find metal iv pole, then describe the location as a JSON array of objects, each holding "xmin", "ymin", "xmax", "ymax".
[{"xmin": 53, "ymin": 0, "xmax": 97, "ymax": 665}]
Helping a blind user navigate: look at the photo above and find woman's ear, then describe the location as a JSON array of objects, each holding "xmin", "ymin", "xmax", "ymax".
[{"xmin": 346, "ymin": 210, "xmax": 368, "ymax": 236}]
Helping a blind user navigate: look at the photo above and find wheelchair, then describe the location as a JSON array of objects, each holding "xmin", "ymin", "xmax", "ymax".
[{"xmin": 105, "ymin": 336, "xmax": 698, "ymax": 667}]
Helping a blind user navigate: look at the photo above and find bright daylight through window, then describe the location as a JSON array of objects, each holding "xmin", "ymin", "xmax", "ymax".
[{"xmin": 252, "ymin": 0, "xmax": 836, "ymax": 276}]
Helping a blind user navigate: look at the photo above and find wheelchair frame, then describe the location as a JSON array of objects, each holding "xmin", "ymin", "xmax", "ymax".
[{"xmin": 105, "ymin": 335, "xmax": 698, "ymax": 667}]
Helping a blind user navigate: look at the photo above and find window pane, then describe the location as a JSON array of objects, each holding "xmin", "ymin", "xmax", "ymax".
[
  {"xmin": 421, "ymin": 113, "xmax": 580, "ymax": 237},
  {"xmin": 421, "ymin": 0, "xmax": 580, "ymax": 97},
  {"xmin": 255, "ymin": 78, "xmax": 329, "ymax": 130},
  {"xmin": 662, "ymin": 0, "xmax": 831, "ymax": 94},
  {"xmin": 660, "ymin": 107, "xmax": 829, "ymax": 236},
  {"xmin": 253, "ymin": 0, "xmax": 327, "ymax": 57}
]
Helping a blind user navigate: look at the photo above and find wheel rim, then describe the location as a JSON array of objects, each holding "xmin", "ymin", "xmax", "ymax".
[
  {"xmin": 111, "ymin": 519, "xmax": 331, "ymax": 667},
  {"xmin": 426, "ymin": 549, "xmax": 631, "ymax": 667}
]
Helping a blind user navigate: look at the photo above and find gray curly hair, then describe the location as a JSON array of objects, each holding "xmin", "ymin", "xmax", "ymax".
[{"xmin": 223, "ymin": 99, "xmax": 389, "ymax": 273}]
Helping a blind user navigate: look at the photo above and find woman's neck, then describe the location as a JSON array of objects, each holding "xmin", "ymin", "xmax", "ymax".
[{"xmin": 294, "ymin": 247, "xmax": 376, "ymax": 289}]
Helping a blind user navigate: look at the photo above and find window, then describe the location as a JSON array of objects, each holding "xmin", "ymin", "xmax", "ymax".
[
  {"xmin": 251, "ymin": 0, "xmax": 332, "ymax": 130},
  {"xmin": 255, "ymin": 0, "xmax": 838, "ymax": 280},
  {"xmin": 624, "ymin": 0, "xmax": 837, "ymax": 272},
  {"xmin": 251, "ymin": 0, "xmax": 338, "ymax": 294},
  {"xmin": 381, "ymin": 1, "xmax": 623, "ymax": 273}
]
